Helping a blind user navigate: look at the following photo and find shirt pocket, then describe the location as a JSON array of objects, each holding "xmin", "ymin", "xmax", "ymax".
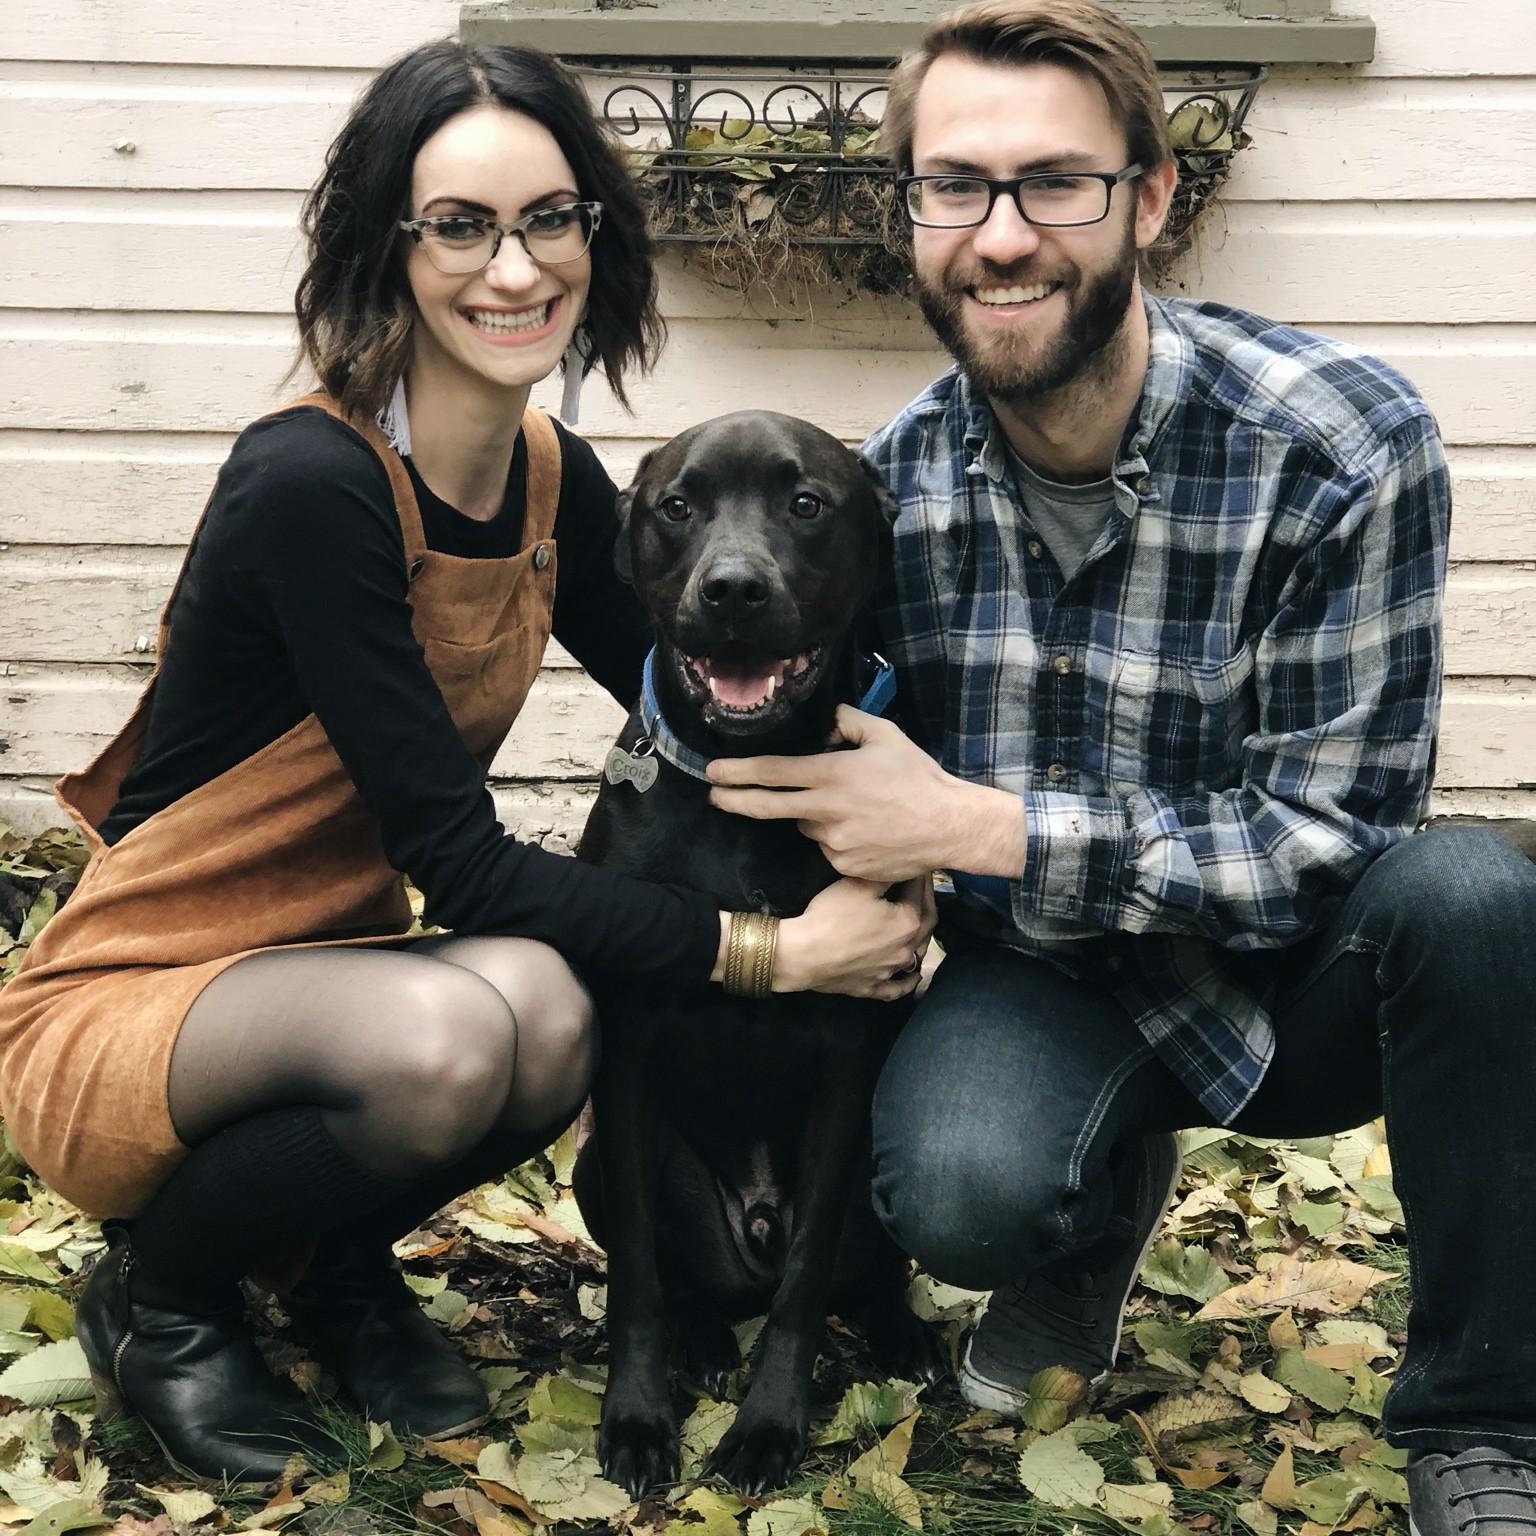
[{"xmin": 1105, "ymin": 645, "xmax": 1255, "ymax": 793}]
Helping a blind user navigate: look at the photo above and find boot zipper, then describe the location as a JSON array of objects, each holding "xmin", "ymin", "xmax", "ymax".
[{"xmin": 112, "ymin": 1250, "xmax": 135, "ymax": 1393}]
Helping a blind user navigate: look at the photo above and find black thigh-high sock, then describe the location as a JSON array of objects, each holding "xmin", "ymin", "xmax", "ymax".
[
  {"xmin": 126, "ymin": 1106, "xmax": 425, "ymax": 1309},
  {"xmin": 324, "ymin": 1112, "xmax": 582, "ymax": 1256}
]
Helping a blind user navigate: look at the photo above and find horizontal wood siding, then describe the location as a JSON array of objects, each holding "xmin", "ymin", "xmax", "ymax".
[{"xmin": 3, "ymin": 0, "xmax": 1533, "ymax": 843}]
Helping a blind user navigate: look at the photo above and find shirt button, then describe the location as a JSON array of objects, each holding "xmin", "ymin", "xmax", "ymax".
[
  {"xmin": 533, "ymin": 543, "xmax": 551, "ymax": 571},
  {"xmin": 1027, "ymin": 539, "xmax": 1044, "ymax": 559},
  {"xmin": 1047, "ymin": 762, "xmax": 1067, "ymax": 783},
  {"xmin": 1052, "ymin": 654, "xmax": 1072, "ymax": 676}
]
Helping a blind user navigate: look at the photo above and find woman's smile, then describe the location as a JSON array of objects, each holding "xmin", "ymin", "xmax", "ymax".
[{"xmin": 459, "ymin": 295, "xmax": 563, "ymax": 344}]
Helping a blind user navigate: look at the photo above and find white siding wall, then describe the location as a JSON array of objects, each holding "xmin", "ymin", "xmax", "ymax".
[{"xmin": 3, "ymin": 0, "xmax": 1533, "ymax": 843}]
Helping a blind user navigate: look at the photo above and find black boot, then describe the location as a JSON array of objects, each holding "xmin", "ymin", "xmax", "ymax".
[
  {"xmin": 76, "ymin": 1225, "xmax": 334, "ymax": 1485},
  {"xmin": 286, "ymin": 1241, "xmax": 489, "ymax": 1439}
]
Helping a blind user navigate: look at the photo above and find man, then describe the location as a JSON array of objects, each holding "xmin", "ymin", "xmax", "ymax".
[{"xmin": 707, "ymin": 2, "xmax": 1536, "ymax": 1530}]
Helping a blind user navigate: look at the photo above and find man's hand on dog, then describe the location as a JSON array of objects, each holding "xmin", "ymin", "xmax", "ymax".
[{"xmin": 708, "ymin": 706, "xmax": 1027, "ymax": 885}]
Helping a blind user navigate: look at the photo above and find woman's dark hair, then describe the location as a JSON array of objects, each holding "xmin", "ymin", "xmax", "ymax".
[{"xmin": 293, "ymin": 39, "xmax": 663, "ymax": 418}]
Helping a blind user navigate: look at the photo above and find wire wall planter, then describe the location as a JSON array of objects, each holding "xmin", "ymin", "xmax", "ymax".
[{"xmin": 582, "ymin": 62, "xmax": 1265, "ymax": 293}]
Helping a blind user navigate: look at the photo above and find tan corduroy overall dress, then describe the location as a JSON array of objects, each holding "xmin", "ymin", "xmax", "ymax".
[{"xmin": 0, "ymin": 395, "xmax": 562, "ymax": 1219}]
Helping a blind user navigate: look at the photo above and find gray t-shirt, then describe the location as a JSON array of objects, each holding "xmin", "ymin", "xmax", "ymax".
[{"xmin": 1005, "ymin": 443, "xmax": 1117, "ymax": 583}]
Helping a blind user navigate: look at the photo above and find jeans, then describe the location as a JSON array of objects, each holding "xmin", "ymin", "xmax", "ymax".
[{"xmin": 871, "ymin": 828, "xmax": 1536, "ymax": 1456}]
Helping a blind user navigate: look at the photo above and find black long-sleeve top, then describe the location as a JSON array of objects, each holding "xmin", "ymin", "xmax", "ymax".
[{"xmin": 101, "ymin": 407, "xmax": 721, "ymax": 979}]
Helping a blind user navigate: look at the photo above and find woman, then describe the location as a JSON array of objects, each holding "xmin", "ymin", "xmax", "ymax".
[{"xmin": 0, "ymin": 40, "xmax": 930, "ymax": 1484}]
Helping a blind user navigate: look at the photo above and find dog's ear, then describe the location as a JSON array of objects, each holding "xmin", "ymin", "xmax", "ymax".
[
  {"xmin": 612, "ymin": 486, "xmax": 635, "ymax": 584},
  {"xmin": 857, "ymin": 453, "xmax": 901, "ymax": 528},
  {"xmin": 612, "ymin": 448, "xmax": 657, "ymax": 586}
]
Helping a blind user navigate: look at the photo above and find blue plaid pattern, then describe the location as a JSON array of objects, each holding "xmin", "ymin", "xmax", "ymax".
[{"xmin": 862, "ymin": 296, "xmax": 1451, "ymax": 1121}]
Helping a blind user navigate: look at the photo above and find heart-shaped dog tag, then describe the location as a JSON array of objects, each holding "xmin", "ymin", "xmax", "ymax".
[{"xmin": 604, "ymin": 743, "xmax": 660, "ymax": 793}]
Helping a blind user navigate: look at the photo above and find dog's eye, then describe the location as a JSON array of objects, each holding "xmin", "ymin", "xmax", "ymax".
[
  {"xmin": 791, "ymin": 493, "xmax": 823, "ymax": 519},
  {"xmin": 659, "ymin": 496, "xmax": 691, "ymax": 522}
]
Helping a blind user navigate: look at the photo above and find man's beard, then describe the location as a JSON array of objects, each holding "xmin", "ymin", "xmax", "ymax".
[{"xmin": 914, "ymin": 215, "xmax": 1139, "ymax": 406}]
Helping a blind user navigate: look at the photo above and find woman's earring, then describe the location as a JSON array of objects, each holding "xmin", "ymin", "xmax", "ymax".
[{"xmin": 559, "ymin": 323, "xmax": 593, "ymax": 426}]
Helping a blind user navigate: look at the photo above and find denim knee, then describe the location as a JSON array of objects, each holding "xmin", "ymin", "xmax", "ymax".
[
  {"xmin": 870, "ymin": 1104, "xmax": 1071, "ymax": 1291},
  {"xmin": 1353, "ymin": 827, "xmax": 1536, "ymax": 965}
]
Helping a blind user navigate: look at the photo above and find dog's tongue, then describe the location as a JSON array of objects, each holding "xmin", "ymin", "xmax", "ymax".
[{"xmin": 708, "ymin": 658, "xmax": 781, "ymax": 709}]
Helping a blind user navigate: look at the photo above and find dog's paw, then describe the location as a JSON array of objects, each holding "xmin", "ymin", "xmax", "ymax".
[
  {"xmin": 706, "ymin": 1410, "xmax": 806, "ymax": 1496},
  {"xmin": 599, "ymin": 1408, "xmax": 679, "ymax": 1499},
  {"xmin": 673, "ymin": 1310, "xmax": 741, "ymax": 1401},
  {"xmin": 864, "ymin": 1304, "xmax": 950, "ymax": 1387}
]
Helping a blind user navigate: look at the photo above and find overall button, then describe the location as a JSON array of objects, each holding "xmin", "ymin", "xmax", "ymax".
[
  {"xmin": 533, "ymin": 543, "xmax": 551, "ymax": 571},
  {"xmin": 1027, "ymin": 539, "xmax": 1044, "ymax": 559},
  {"xmin": 1046, "ymin": 762, "xmax": 1067, "ymax": 783},
  {"xmin": 1052, "ymin": 654, "xmax": 1072, "ymax": 676},
  {"xmin": 407, "ymin": 556, "xmax": 425, "ymax": 582}
]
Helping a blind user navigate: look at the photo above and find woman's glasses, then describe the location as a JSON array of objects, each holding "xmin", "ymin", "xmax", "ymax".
[{"xmin": 398, "ymin": 201, "xmax": 603, "ymax": 273}]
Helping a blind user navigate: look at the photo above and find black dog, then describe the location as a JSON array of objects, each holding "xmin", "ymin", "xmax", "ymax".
[{"xmin": 574, "ymin": 412, "xmax": 945, "ymax": 1498}]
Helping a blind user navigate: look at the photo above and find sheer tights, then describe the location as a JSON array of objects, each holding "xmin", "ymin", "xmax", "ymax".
[{"xmin": 124, "ymin": 937, "xmax": 595, "ymax": 1304}]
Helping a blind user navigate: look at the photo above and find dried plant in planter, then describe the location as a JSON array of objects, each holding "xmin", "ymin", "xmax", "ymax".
[{"xmin": 602, "ymin": 67, "xmax": 1262, "ymax": 297}]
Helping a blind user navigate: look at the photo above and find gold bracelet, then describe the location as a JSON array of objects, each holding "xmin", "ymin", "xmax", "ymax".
[
  {"xmin": 723, "ymin": 911, "xmax": 750, "ymax": 996},
  {"xmin": 752, "ymin": 913, "xmax": 779, "ymax": 999},
  {"xmin": 723, "ymin": 911, "xmax": 779, "ymax": 1000}
]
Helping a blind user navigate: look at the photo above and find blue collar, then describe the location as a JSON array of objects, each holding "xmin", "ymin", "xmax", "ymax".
[{"xmin": 637, "ymin": 647, "xmax": 896, "ymax": 784}]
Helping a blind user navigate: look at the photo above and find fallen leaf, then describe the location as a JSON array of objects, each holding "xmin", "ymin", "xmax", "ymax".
[
  {"xmin": 1020, "ymin": 1367, "xmax": 1089, "ymax": 1432},
  {"xmin": 1315, "ymin": 1320, "xmax": 1393, "ymax": 1359},
  {"xmin": 1126, "ymin": 1409, "xmax": 1231, "ymax": 1490},
  {"xmin": 1196, "ymin": 1257, "xmax": 1393, "ymax": 1320},
  {"xmin": 524, "ymin": 1375, "xmax": 602, "ymax": 1428},
  {"xmin": 869, "ymin": 1469, "xmax": 922, "ymax": 1530},
  {"xmin": 15, "ymin": 1500, "xmax": 109, "ymax": 1536},
  {"xmin": 678, "ymin": 1399, "xmax": 737, "ymax": 1480},
  {"xmin": 1267, "ymin": 1309, "xmax": 1304, "ymax": 1351},
  {"xmin": 746, "ymin": 1497, "xmax": 822, "ymax": 1536},
  {"xmin": 1294, "ymin": 1473, "xmax": 1372, "ymax": 1527},
  {"xmin": 0, "ymin": 1341, "xmax": 90, "ymax": 1407},
  {"xmin": 1139, "ymin": 1239, "xmax": 1228, "ymax": 1304},
  {"xmin": 663, "ymin": 1486, "xmax": 745, "ymax": 1536},
  {"xmin": 1236, "ymin": 1498, "xmax": 1279, "ymax": 1536},
  {"xmin": 507, "ymin": 1448, "xmax": 629, "ymax": 1522},
  {"xmin": 1261, "ymin": 1446, "xmax": 1299, "ymax": 1511},
  {"xmin": 474, "ymin": 1512, "xmax": 533, "ymax": 1536},
  {"xmin": 1271, "ymin": 1351, "xmax": 1352, "ymax": 1412},
  {"xmin": 1102, "ymin": 1481, "xmax": 1175, "ymax": 1523},
  {"xmin": 1348, "ymin": 1364, "xmax": 1390, "ymax": 1421},
  {"xmin": 847, "ymin": 1411, "xmax": 919, "ymax": 1491},
  {"xmin": 134, "ymin": 1487, "xmax": 216, "ymax": 1524},
  {"xmin": 1238, "ymin": 1371, "xmax": 1292, "ymax": 1413},
  {"xmin": 425, "ymin": 1435, "xmax": 493, "ymax": 1468},
  {"xmin": 364, "ymin": 1421, "xmax": 404, "ymax": 1471},
  {"xmin": 234, "ymin": 1501, "xmax": 304, "ymax": 1531},
  {"xmin": 1017, "ymin": 1429, "xmax": 1106, "ymax": 1509},
  {"xmin": 814, "ymin": 1381, "xmax": 919, "ymax": 1446}
]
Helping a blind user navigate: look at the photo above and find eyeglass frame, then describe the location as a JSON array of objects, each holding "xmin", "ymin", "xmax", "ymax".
[
  {"xmin": 397, "ymin": 200, "xmax": 605, "ymax": 271},
  {"xmin": 895, "ymin": 165, "xmax": 1144, "ymax": 230}
]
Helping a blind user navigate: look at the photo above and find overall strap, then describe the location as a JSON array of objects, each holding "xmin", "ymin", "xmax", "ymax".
[
  {"xmin": 150, "ymin": 392, "xmax": 428, "ymax": 657},
  {"xmin": 286, "ymin": 391, "xmax": 429, "ymax": 574},
  {"xmin": 519, "ymin": 407, "xmax": 564, "ymax": 550}
]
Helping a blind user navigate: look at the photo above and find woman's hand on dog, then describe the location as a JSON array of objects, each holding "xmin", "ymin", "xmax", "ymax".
[
  {"xmin": 771, "ymin": 873, "xmax": 937, "ymax": 1002},
  {"xmin": 708, "ymin": 706, "xmax": 1026, "ymax": 885}
]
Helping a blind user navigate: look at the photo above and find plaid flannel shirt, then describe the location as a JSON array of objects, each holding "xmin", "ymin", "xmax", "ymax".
[{"xmin": 862, "ymin": 295, "xmax": 1451, "ymax": 1122}]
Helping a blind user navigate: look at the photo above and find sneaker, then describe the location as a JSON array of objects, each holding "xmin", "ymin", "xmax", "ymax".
[
  {"xmin": 960, "ymin": 1131, "xmax": 1182, "ymax": 1415},
  {"xmin": 1408, "ymin": 1447, "xmax": 1536, "ymax": 1536}
]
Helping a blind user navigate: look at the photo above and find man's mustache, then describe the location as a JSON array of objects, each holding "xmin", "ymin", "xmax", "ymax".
[{"xmin": 938, "ymin": 264, "xmax": 1073, "ymax": 293}]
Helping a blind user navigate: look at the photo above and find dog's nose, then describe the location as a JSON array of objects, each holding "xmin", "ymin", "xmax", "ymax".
[{"xmin": 700, "ymin": 559, "xmax": 771, "ymax": 616}]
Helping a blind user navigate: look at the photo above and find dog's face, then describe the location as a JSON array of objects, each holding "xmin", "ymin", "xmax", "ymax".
[{"xmin": 617, "ymin": 411, "xmax": 898, "ymax": 738}]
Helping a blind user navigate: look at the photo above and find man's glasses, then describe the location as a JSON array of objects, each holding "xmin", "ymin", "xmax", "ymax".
[
  {"xmin": 398, "ymin": 201, "xmax": 604, "ymax": 274},
  {"xmin": 896, "ymin": 166, "xmax": 1143, "ymax": 230}
]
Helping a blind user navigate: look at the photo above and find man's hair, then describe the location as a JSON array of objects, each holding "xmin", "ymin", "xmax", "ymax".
[
  {"xmin": 293, "ymin": 38, "xmax": 663, "ymax": 419},
  {"xmin": 882, "ymin": 0, "xmax": 1172, "ymax": 175}
]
